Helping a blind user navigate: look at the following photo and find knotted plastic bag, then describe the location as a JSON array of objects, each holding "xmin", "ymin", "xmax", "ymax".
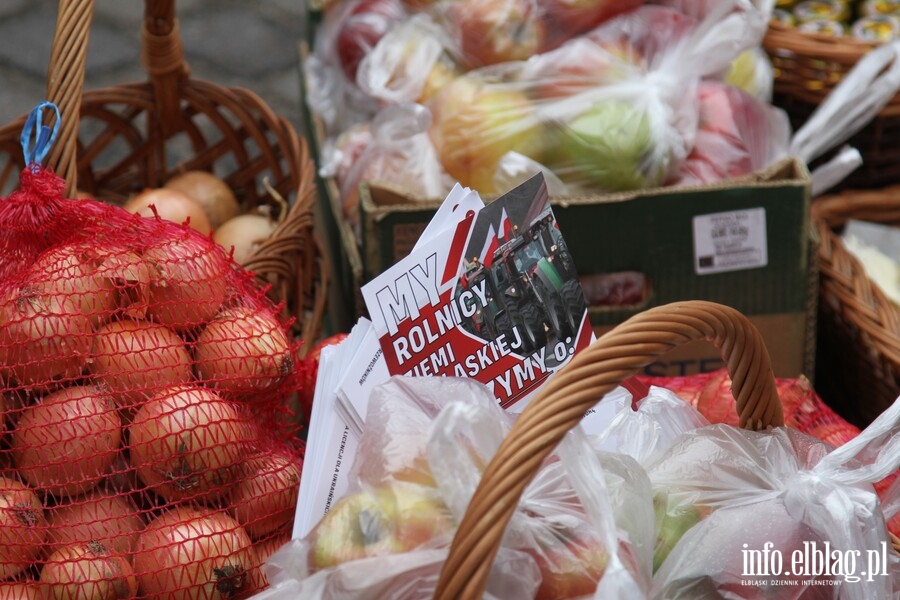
[
  {"xmin": 0, "ymin": 103, "xmax": 304, "ymax": 597},
  {"xmin": 647, "ymin": 397, "xmax": 900, "ymax": 599}
]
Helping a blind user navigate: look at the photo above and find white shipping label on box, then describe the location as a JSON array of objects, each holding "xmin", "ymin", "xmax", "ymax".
[{"xmin": 693, "ymin": 207, "xmax": 767, "ymax": 275}]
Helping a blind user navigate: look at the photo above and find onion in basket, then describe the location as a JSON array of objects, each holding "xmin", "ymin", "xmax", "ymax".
[
  {"xmin": 123, "ymin": 188, "xmax": 212, "ymax": 235},
  {"xmin": 193, "ymin": 304, "xmax": 294, "ymax": 396},
  {"xmin": 0, "ymin": 475, "xmax": 47, "ymax": 579},
  {"xmin": 11, "ymin": 384, "xmax": 122, "ymax": 498},
  {"xmin": 164, "ymin": 170, "xmax": 241, "ymax": 229},
  {"xmin": 39, "ymin": 540, "xmax": 138, "ymax": 599},
  {"xmin": 134, "ymin": 505, "xmax": 259, "ymax": 599},
  {"xmin": 128, "ymin": 385, "xmax": 251, "ymax": 503},
  {"xmin": 213, "ymin": 212, "xmax": 279, "ymax": 267},
  {"xmin": 143, "ymin": 232, "xmax": 230, "ymax": 332},
  {"xmin": 0, "ymin": 285, "xmax": 93, "ymax": 390}
]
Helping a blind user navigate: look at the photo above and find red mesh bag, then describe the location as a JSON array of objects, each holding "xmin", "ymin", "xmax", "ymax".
[{"xmin": 0, "ymin": 105, "xmax": 303, "ymax": 596}]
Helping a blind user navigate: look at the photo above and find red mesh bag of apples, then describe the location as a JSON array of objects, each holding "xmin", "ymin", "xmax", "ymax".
[{"xmin": 0, "ymin": 104, "xmax": 303, "ymax": 597}]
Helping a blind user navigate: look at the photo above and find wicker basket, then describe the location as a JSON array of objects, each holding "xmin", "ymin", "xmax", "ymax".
[
  {"xmin": 431, "ymin": 299, "xmax": 898, "ymax": 597},
  {"xmin": 763, "ymin": 21, "xmax": 900, "ymax": 188},
  {"xmin": 811, "ymin": 186, "xmax": 900, "ymax": 428},
  {"xmin": 0, "ymin": 0, "xmax": 328, "ymax": 354}
]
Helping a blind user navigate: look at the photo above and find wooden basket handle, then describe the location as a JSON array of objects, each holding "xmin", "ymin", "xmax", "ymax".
[
  {"xmin": 46, "ymin": 0, "xmax": 188, "ymax": 195},
  {"xmin": 434, "ymin": 300, "xmax": 783, "ymax": 599},
  {"xmin": 46, "ymin": 0, "xmax": 94, "ymax": 192}
]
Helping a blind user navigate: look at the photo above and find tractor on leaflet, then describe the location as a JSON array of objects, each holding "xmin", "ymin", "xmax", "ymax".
[{"xmin": 455, "ymin": 209, "xmax": 587, "ymax": 355}]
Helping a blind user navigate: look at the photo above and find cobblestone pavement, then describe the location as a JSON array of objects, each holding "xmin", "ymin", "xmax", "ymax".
[{"xmin": 0, "ymin": 0, "xmax": 308, "ymax": 134}]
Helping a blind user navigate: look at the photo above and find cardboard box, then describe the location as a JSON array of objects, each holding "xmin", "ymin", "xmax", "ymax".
[
  {"xmin": 298, "ymin": 45, "xmax": 815, "ymax": 378},
  {"xmin": 355, "ymin": 159, "xmax": 814, "ymax": 378}
]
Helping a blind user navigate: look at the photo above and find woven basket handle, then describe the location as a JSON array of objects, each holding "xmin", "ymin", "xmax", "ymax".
[
  {"xmin": 46, "ymin": 0, "xmax": 187, "ymax": 195},
  {"xmin": 433, "ymin": 300, "xmax": 783, "ymax": 599},
  {"xmin": 46, "ymin": 0, "xmax": 95, "ymax": 193}
]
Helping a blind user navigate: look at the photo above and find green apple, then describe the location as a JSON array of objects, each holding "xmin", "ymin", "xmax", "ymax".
[
  {"xmin": 429, "ymin": 75, "xmax": 544, "ymax": 194},
  {"xmin": 652, "ymin": 492, "xmax": 704, "ymax": 572},
  {"xmin": 543, "ymin": 100, "xmax": 668, "ymax": 192},
  {"xmin": 310, "ymin": 482, "xmax": 455, "ymax": 570}
]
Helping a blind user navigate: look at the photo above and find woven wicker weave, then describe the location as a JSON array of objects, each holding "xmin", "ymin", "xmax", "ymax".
[
  {"xmin": 812, "ymin": 186, "xmax": 900, "ymax": 427},
  {"xmin": 763, "ymin": 21, "xmax": 900, "ymax": 188},
  {"xmin": 434, "ymin": 300, "xmax": 786, "ymax": 598},
  {"xmin": 0, "ymin": 0, "xmax": 328, "ymax": 353}
]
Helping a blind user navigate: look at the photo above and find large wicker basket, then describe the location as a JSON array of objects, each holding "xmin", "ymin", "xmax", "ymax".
[
  {"xmin": 811, "ymin": 186, "xmax": 900, "ymax": 428},
  {"xmin": 0, "ymin": 0, "xmax": 328, "ymax": 354},
  {"xmin": 431, "ymin": 300, "xmax": 899, "ymax": 597},
  {"xmin": 763, "ymin": 20, "xmax": 900, "ymax": 188}
]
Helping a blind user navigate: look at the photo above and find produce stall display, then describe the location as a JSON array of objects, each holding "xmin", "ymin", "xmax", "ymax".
[{"xmin": 5, "ymin": 0, "xmax": 900, "ymax": 598}]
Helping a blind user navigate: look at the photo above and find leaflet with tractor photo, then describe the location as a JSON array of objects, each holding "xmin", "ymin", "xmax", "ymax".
[{"xmin": 361, "ymin": 174, "xmax": 593, "ymax": 411}]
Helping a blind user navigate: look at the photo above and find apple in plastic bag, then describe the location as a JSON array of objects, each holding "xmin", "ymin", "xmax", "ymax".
[
  {"xmin": 429, "ymin": 75, "xmax": 544, "ymax": 194},
  {"xmin": 652, "ymin": 492, "xmax": 704, "ymax": 572},
  {"xmin": 335, "ymin": 0, "xmax": 407, "ymax": 83},
  {"xmin": 543, "ymin": 0, "xmax": 645, "ymax": 39},
  {"xmin": 543, "ymin": 100, "xmax": 667, "ymax": 192},
  {"xmin": 448, "ymin": 0, "xmax": 546, "ymax": 68},
  {"xmin": 532, "ymin": 38, "xmax": 644, "ymax": 101},
  {"xmin": 653, "ymin": 497, "xmax": 836, "ymax": 599},
  {"xmin": 310, "ymin": 482, "xmax": 455, "ymax": 570},
  {"xmin": 525, "ymin": 522, "xmax": 609, "ymax": 599}
]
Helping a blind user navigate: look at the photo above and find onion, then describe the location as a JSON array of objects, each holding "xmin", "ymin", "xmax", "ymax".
[
  {"xmin": 0, "ymin": 476, "xmax": 46, "ymax": 579},
  {"xmin": 40, "ymin": 540, "xmax": 138, "ymax": 599},
  {"xmin": 253, "ymin": 526, "xmax": 292, "ymax": 587},
  {"xmin": 194, "ymin": 305, "xmax": 294, "ymax": 396},
  {"xmin": 212, "ymin": 213, "xmax": 278, "ymax": 266},
  {"xmin": 123, "ymin": 188, "xmax": 212, "ymax": 235},
  {"xmin": 89, "ymin": 319, "xmax": 193, "ymax": 413},
  {"xmin": 29, "ymin": 244, "xmax": 117, "ymax": 328},
  {"xmin": 128, "ymin": 385, "xmax": 251, "ymax": 503},
  {"xmin": 142, "ymin": 233, "xmax": 229, "ymax": 332},
  {"xmin": 227, "ymin": 449, "xmax": 301, "ymax": 538},
  {"xmin": 0, "ymin": 581, "xmax": 40, "ymax": 600},
  {"xmin": 0, "ymin": 285, "xmax": 93, "ymax": 390},
  {"xmin": 164, "ymin": 171, "xmax": 241, "ymax": 229},
  {"xmin": 93, "ymin": 249, "xmax": 157, "ymax": 322},
  {"xmin": 45, "ymin": 488, "xmax": 144, "ymax": 560},
  {"xmin": 11, "ymin": 384, "xmax": 122, "ymax": 498},
  {"xmin": 133, "ymin": 505, "xmax": 258, "ymax": 599}
]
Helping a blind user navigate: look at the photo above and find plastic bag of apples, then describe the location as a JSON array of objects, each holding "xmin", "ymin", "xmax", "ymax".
[
  {"xmin": 0, "ymin": 104, "xmax": 304, "ymax": 597},
  {"xmin": 264, "ymin": 376, "xmax": 654, "ymax": 599}
]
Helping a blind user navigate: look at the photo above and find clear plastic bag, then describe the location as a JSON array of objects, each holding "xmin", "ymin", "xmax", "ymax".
[
  {"xmin": 427, "ymin": 0, "xmax": 770, "ymax": 195},
  {"xmin": 647, "ymin": 397, "xmax": 900, "ymax": 598},
  {"xmin": 264, "ymin": 375, "xmax": 653, "ymax": 599},
  {"xmin": 334, "ymin": 103, "xmax": 453, "ymax": 233}
]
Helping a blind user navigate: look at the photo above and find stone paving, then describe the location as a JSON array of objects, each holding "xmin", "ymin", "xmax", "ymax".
[{"xmin": 0, "ymin": 0, "xmax": 308, "ymax": 133}]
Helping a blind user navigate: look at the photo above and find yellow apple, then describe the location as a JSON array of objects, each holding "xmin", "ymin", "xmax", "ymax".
[
  {"xmin": 429, "ymin": 75, "xmax": 544, "ymax": 194},
  {"xmin": 310, "ymin": 482, "xmax": 454, "ymax": 570}
]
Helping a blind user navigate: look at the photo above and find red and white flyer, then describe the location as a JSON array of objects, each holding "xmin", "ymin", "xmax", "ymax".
[{"xmin": 361, "ymin": 173, "xmax": 593, "ymax": 411}]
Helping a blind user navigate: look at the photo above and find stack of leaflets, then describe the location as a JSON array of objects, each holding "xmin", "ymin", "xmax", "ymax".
[{"xmin": 294, "ymin": 174, "xmax": 614, "ymax": 539}]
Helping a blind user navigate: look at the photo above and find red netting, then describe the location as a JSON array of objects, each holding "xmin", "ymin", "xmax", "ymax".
[
  {"xmin": 0, "ymin": 164, "xmax": 303, "ymax": 596},
  {"xmin": 635, "ymin": 370, "xmax": 900, "ymax": 537}
]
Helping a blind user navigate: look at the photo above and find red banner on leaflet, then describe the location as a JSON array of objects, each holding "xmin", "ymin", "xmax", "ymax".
[{"xmin": 362, "ymin": 174, "xmax": 593, "ymax": 411}]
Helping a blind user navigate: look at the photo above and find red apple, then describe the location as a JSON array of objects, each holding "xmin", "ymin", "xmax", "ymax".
[
  {"xmin": 335, "ymin": 0, "xmax": 408, "ymax": 83},
  {"xmin": 669, "ymin": 81, "xmax": 785, "ymax": 186},
  {"xmin": 429, "ymin": 75, "xmax": 544, "ymax": 194},
  {"xmin": 524, "ymin": 523, "xmax": 609, "ymax": 599},
  {"xmin": 530, "ymin": 37, "xmax": 644, "ymax": 101},
  {"xmin": 586, "ymin": 5, "xmax": 696, "ymax": 69},
  {"xmin": 543, "ymin": 0, "xmax": 645, "ymax": 41},
  {"xmin": 309, "ymin": 482, "xmax": 455, "ymax": 570},
  {"xmin": 447, "ymin": 0, "xmax": 547, "ymax": 68}
]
